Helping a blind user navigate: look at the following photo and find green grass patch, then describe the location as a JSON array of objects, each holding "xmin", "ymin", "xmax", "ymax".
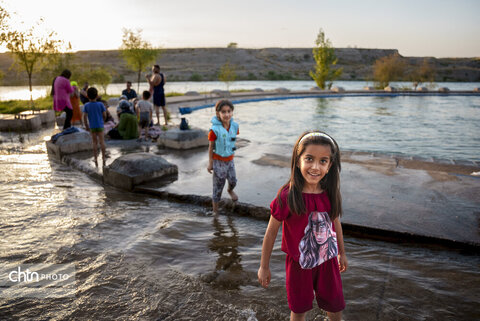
[
  {"xmin": 0, "ymin": 96, "xmax": 53, "ymax": 114},
  {"xmin": 0, "ymin": 94, "xmax": 118, "ymax": 114},
  {"xmin": 166, "ymin": 92, "xmax": 184, "ymax": 97}
]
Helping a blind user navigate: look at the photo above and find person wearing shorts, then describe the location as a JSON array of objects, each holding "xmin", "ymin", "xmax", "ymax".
[
  {"xmin": 83, "ymin": 87, "xmax": 106, "ymax": 167},
  {"xmin": 146, "ymin": 65, "xmax": 167, "ymax": 126}
]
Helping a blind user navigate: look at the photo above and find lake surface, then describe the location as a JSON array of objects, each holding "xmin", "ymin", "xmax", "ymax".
[
  {"xmin": 1, "ymin": 80, "xmax": 480, "ymax": 101},
  {"xmin": 186, "ymin": 95, "xmax": 480, "ymax": 163}
]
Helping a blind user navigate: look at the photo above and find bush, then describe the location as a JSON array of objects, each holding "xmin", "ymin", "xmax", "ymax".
[
  {"xmin": 373, "ymin": 54, "xmax": 406, "ymax": 89},
  {"xmin": 266, "ymin": 71, "xmax": 294, "ymax": 80},
  {"xmin": 189, "ymin": 73, "xmax": 203, "ymax": 81}
]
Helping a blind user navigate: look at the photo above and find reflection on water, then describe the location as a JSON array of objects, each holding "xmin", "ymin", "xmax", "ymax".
[
  {"xmin": 374, "ymin": 107, "xmax": 393, "ymax": 116},
  {"xmin": 315, "ymin": 98, "xmax": 329, "ymax": 115},
  {"xmin": 207, "ymin": 215, "xmax": 244, "ymax": 290}
]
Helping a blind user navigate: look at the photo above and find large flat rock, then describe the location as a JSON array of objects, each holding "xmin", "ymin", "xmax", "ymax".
[
  {"xmin": 20, "ymin": 110, "xmax": 55, "ymax": 125},
  {"xmin": 0, "ymin": 114, "xmax": 42, "ymax": 132},
  {"xmin": 103, "ymin": 153, "xmax": 178, "ymax": 190},
  {"xmin": 46, "ymin": 131, "xmax": 92, "ymax": 159},
  {"xmin": 157, "ymin": 127, "xmax": 208, "ymax": 150}
]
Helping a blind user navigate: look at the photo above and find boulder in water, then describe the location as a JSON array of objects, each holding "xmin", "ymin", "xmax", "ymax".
[{"xmin": 103, "ymin": 153, "xmax": 178, "ymax": 190}]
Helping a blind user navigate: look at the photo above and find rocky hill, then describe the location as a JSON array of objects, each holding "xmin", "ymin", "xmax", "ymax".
[{"xmin": 0, "ymin": 48, "xmax": 479, "ymax": 85}]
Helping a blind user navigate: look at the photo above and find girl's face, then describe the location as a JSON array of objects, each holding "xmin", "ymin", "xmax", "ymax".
[
  {"xmin": 298, "ymin": 143, "xmax": 332, "ymax": 192},
  {"xmin": 217, "ymin": 105, "xmax": 233, "ymax": 125}
]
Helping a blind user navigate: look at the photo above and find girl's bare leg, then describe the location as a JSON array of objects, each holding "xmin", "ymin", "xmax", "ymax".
[
  {"xmin": 290, "ymin": 312, "xmax": 306, "ymax": 321},
  {"xmin": 327, "ymin": 311, "xmax": 342, "ymax": 321},
  {"xmin": 212, "ymin": 201, "xmax": 219, "ymax": 214}
]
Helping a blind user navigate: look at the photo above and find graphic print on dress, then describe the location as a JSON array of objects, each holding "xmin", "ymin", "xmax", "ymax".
[{"xmin": 298, "ymin": 211, "xmax": 338, "ymax": 269}]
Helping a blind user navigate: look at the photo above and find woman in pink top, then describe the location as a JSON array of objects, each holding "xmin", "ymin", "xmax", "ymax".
[{"xmin": 52, "ymin": 69, "xmax": 74, "ymax": 129}]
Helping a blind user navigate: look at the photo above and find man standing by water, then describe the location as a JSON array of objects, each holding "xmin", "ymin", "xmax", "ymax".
[
  {"xmin": 146, "ymin": 65, "xmax": 167, "ymax": 126},
  {"xmin": 122, "ymin": 81, "xmax": 137, "ymax": 100}
]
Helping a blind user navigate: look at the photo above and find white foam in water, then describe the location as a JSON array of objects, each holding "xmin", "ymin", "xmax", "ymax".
[
  {"xmin": 237, "ymin": 307, "xmax": 258, "ymax": 321},
  {"xmin": 471, "ymin": 171, "xmax": 480, "ymax": 176}
]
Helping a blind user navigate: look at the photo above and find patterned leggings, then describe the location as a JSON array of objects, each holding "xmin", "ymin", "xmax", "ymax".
[{"xmin": 212, "ymin": 159, "xmax": 237, "ymax": 202}]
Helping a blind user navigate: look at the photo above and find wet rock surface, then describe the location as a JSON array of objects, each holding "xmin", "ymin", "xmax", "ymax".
[
  {"xmin": 46, "ymin": 131, "xmax": 92, "ymax": 159},
  {"xmin": 157, "ymin": 127, "xmax": 209, "ymax": 150},
  {"xmin": 103, "ymin": 153, "xmax": 178, "ymax": 190}
]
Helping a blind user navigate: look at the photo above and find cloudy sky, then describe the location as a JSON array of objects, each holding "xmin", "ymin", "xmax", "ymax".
[{"xmin": 2, "ymin": 0, "xmax": 479, "ymax": 57}]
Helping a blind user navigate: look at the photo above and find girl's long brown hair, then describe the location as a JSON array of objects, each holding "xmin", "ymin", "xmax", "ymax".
[{"xmin": 276, "ymin": 131, "xmax": 342, "ymax": 220}]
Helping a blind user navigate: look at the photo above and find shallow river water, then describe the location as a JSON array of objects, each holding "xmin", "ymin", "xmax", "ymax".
[{"xmin": 0, "ymin": 131, "xmax": 479, "ymax": 320}]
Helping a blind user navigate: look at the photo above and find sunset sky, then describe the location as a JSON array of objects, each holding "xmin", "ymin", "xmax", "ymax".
[{"xmin": 2, "ymin": 0, "xmax": 479, "ymax": 58}]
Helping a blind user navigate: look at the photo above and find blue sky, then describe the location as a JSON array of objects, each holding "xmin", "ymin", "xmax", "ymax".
[{"xmin": 3, "ymin": 0, "xmax": 479, "ymax": 57}]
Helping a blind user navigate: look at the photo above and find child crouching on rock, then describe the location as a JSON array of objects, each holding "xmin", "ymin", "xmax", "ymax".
[
  {"xmin": 207, "ymin": 100, "xmax": 239, "ymax": 214},
  {"xmin": 83, "ymin": 87, "xmax": 106, "ymax": 167}
]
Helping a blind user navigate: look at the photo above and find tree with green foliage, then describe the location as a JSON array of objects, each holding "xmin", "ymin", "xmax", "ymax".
[
  {"xmin": 218, "ymin": 61, "xmax": 236, "ymax": 90},
  {"xmin": 120, "ymin": 28, "xmax": 160, "ymax": 92},
  {"xmin": 309, "ymin": 29, "xmax": 342, "ymax": 90},
  {"xmin": 5, "ymin": 19, "xmax": 66, "ymax": 109},
  {"xmin": 89, "ymin": 67, "xmax": 112, "ymax": 95},
  {"xmin": 373, "ymin": 53, "xmax": 406, "ymax": 89},
  {"xmin": 227, "ymin": 42, "xmax": 238, "ymax": 48},
  {"xmin": 410, "ymin": 58, "xmax": 435, "ymax": 89},
  {"xmin": 0, "ymin": 5, "xmax": 9, "ymax": 35},
  {"xmin": 39, "ymin": 47, "xmax": 75, "ymax": 84}
]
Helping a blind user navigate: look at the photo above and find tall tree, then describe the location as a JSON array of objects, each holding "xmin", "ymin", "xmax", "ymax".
[
  {"xmin": 0, "ymin": 5, "xmax": 9, "ymax": 36},
  {"xmin": 218, "ymin": 61, "xmax": 236, "ymax": 91},
  {"xmin": 89, "ymin": 66, "xmax": 112, "ymax": 95},
  {"xmin": 0, "ymin": 5, "xmax": 10, "ymax": 83},
  {"xmin": 5, "ymin": 19, "xmax": 65, "ymax": 109},
  {"xmin": 120, "ymin": 28, "xmax": 160, "ymax": 92},
  {"xmin": 373, "ymin": 53, "xmax": 406, "ymax": 89},
  {"xmin": 309, "ymin": 29, "xmax": 342, "ymax": 90}
]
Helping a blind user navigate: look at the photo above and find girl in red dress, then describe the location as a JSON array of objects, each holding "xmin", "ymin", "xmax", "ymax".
[{"xmin": 258, "ymin": 131, "xmax": 348, "ymax": 321}]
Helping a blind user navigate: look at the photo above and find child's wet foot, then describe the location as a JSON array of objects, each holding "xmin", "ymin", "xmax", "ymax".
[{"xmin": 227, "ymin": 189, "xmax": 238, "ymax": 202}]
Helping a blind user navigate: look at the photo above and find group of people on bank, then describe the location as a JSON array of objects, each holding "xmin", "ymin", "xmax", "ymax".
[{"xmin": 51, "ymin": 64, "xmax": 167, "ymax": 166}]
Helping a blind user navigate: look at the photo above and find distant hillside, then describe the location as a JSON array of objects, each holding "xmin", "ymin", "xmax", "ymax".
[{"xmin": 0, "ymin": 48, "xmax": 479, "ymax": 86}]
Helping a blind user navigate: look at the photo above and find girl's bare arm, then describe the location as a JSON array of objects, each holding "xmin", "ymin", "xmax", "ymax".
[
  {"xmin": 207, "ymin": 141, "xmax": 214, "ymax": 173},
  {"xmin": 334, "ymin": 218, "xmax": 348, "ymax": 272},
  {"xmin": 258, "ymin": 215, "xmax": 281, "ymax": 288}
]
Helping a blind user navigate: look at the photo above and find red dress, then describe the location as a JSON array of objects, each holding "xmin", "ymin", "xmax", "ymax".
[
  {"xmin": 70, "ymin": 88, "xmax": 81, "ymax": 123},
  {"xmin": 270, "ymin": 189, "xmax": 345, "ymax": 313}
]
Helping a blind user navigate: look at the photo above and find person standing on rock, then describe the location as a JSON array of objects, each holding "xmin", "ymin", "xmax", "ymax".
[
  {"xmin": 52, "ymin": 69, "xmax": 74, "ymax": 130},
  {"xmin": 146, "ymin": 65, "xmax": 167, "ymax": 126},
  {"xmin": 207, "ymin": 100, "xmax": 239, "ymax": 214},
  {"xmin": 83, "ymin": 87, "xmax": 107, "ymax": 167}
]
